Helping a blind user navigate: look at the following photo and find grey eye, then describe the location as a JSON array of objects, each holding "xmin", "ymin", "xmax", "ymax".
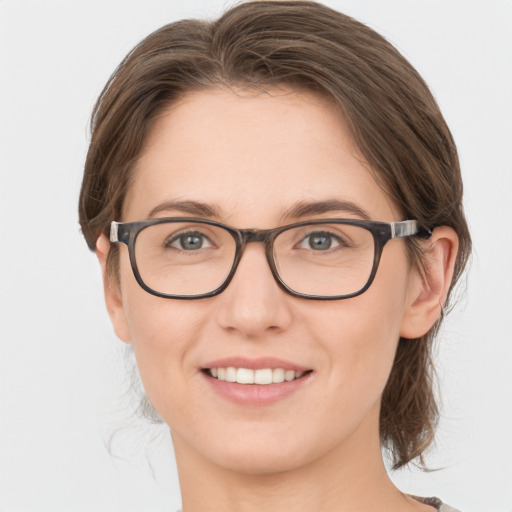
[
  {"xmin": 299, "ymin": 231, "xmax": 341, "ymax": 251},
  {"xmin": 168, "ymin": 231, "xmax": 212, "ymax": 251}
]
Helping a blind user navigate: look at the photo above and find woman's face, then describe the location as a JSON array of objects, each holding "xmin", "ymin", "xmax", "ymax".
[{"xmin": 102, "ymin": 87, "xmax": 425, "ymax": 475}]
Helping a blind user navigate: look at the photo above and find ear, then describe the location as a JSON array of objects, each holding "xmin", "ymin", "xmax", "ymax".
[
  {"xmin": 96, "ymin": 234, "xmax": 132, "ymax": 344},
  {"xmin": 400, "ymin": 226, "xmax": 459, "ymax": 339}
]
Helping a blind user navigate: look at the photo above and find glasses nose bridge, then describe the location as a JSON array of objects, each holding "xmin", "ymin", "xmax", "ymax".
[
  {"xmin": 239, "ymin": 227, "xmax": 273, "ymax": 244},
  {"xmin": 235, "ymin": 227, "xmax": 277, "ymax": 268},
  {"xmin": 239, "ymin": 226, "xmax": 278, "ymax": 252}
]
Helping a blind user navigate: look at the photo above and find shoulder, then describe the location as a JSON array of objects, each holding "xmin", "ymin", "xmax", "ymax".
[
  {"xmin": 412, "ymin": 496, "xmax": 462, "ymax": 512},
  {"xmin": 439, "ymin": 505, "xmax": 462, "ymax": 512}
]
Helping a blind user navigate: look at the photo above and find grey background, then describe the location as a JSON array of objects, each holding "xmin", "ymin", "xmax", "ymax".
[{"xmin": 0, "ymin": 1, "xmax": 511, "ymax": 511}]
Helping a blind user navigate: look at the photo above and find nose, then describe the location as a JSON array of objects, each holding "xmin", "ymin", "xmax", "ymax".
[{"xmin": 215, "ymin": 243, "xmax": 293, "ymax": 339}]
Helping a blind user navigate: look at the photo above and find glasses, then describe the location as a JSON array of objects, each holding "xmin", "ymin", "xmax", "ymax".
[{"xmin": 109, "ymin": 217, "xmax": 430, "ymax": 300}]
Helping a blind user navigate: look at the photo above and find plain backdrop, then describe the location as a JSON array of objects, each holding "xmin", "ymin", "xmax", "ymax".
[{"xmin": 0, "ymin": 1, "xmax": 511, "ymax": 511}]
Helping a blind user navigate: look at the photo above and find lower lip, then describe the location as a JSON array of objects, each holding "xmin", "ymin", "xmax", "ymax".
[{"xmin": 202, "ymin": 372, "xmax": 312, "ymax": 406}]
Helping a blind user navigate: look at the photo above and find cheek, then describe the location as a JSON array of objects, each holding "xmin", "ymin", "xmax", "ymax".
[
  {"xmin": 120, "ymin": 279, "xmax": 207, "ymax": 411},
  {"xmin": 117, "ymin": 248, "xmax": 202, "ymax": 359},
  {"xmin": 312, "ymin": 250, "xmax": 412, "ymax": 397},
  {"xmin": 312, "ymin": 300, "xmax": 400, "ymax": 395}
]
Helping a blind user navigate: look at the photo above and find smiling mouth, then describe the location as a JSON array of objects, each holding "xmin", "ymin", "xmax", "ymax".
[{"xmin": 204, "ymin": 367, "xmax": 312, "ymax": 385}]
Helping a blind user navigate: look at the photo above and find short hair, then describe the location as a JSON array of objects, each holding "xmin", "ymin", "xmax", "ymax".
[{"xmin": 79, "ymin": 0, "xmax": 471, "ymax": 469}]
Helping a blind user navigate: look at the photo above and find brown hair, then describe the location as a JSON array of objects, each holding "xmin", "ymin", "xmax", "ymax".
[{"xmin": 79, "ymin": 0, "xmax": 471, "ymax": 469}]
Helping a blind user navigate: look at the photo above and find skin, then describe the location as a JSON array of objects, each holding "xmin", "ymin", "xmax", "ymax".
[{"xmin": 96, "ymin": 87, "xmax": 458, "ymax": 512}]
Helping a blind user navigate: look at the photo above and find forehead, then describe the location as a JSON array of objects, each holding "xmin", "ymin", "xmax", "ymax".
[{"xmin": 124, "ymin": 86, "xmax": 398, "ymax": 224}]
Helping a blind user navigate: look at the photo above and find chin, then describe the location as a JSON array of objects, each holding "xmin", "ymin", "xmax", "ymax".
[
  {"xmin": 190, "ymin": 421, "xmax": 338, "ymax": 477},
  {"xmin": 210, "ymin": 444, "xmax": 312, "ymax": 476}
]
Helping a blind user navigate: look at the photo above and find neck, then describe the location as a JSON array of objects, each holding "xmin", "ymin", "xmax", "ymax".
[{"xmin": 172, "ymin": 408, "xmax": 424, "ymax": 512}]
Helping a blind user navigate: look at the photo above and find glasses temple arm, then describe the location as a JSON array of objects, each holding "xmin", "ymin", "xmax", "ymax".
[
  {"xmin": 391, "ymin": 220, "xmax": 432, "ymax": 239},
  {"xmin": 110, "ymin": 221, "xmax": 120, "ymax": 242}
]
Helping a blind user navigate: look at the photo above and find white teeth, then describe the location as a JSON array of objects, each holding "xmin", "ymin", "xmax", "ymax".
[
  {"xmin": 254, "ymin": 368, "xmax": 273, "ymax": 385},
  {"xmin": 236, "ymin": 368, "xmax": 254, "ymax": 384},
  {"xmin": 226, "ymin": 367, "xmax": 237, "ymax": 383},
  {"xmin": 209, "ymin": 367, "xmax": 307, "ymax": 385},
  {"xmin": 284, "ymin": 370, "xmax": 296, "ymax": 382},
  {"xmin": 272, "ymin": 368, "xmax": 285, "ymax": 383}
]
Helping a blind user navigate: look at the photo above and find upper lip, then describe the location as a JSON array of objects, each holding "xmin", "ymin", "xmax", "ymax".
[{"xmin": 202, "ymin": 357, "xmax": 311, "ymax": 372}]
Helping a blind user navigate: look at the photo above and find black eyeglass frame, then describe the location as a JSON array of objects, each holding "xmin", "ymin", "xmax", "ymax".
[{"xmin": 110, "ymin": 217, "xmax": 431, "ymax": 301}]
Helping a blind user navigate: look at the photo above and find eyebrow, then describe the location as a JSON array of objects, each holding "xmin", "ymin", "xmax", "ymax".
[
  {"xmin": 280, "ymin": 199, "xmax": 372, "ymax": 222},
  {"xmin": 148, "ymin": 200, "xmax": 222, "ymax": 219}
]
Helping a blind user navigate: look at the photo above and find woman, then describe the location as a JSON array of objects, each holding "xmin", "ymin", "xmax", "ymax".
[{"xmin": 79, "ymin": 1, "xmax": 471, "ymax": 511}]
